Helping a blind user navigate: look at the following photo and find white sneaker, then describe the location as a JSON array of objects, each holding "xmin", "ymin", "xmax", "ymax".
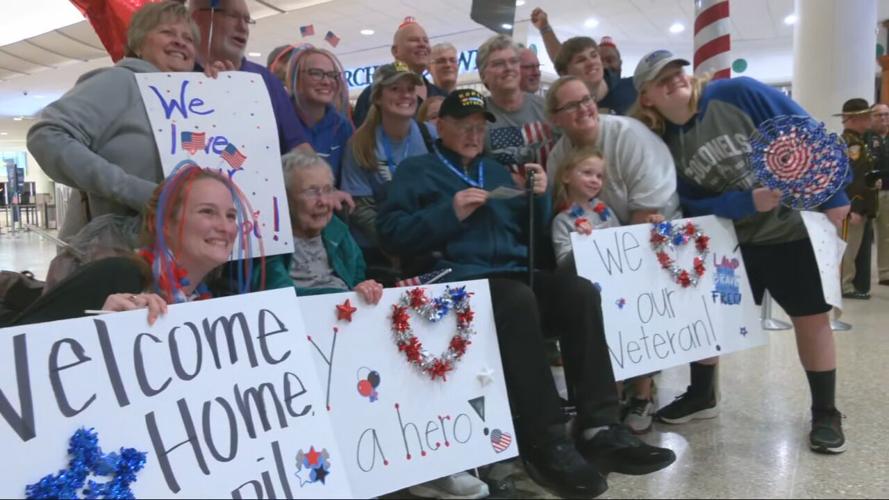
[
  {"xmin": 408, "ymin": 472, "xmax": 490, "ymax": 499},
  {"xmin": 623, "ymin": 398, "xmax": 654, "ymax": 434}
]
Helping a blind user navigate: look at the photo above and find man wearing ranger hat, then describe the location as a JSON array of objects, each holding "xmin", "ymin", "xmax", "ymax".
[
  {"xmin": 836, "ymin": 98, "xmax": 880, "ymax": 299},
  {"xmin": 378, "ymin": 88, "xmax": 676, "ymax": 498}
]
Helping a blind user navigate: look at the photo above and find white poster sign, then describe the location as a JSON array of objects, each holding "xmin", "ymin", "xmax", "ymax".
[
  {"xmin": 136, "ymin": 72, "xmax": 293, "ymax": 257},
  {"xmin": 800, "ymin": 211, "xmax": 846, "ymax": 310},
  {"xmin": 572, "ymin": 215, "xmax": 767, "ymax": 380},
  {"xmin": 298, "ymin": 280, "xmax": 518, "ymax": 498},
  {"xmin": 0, "ymin": 289, "xmax": 352, "ymax": 499}
]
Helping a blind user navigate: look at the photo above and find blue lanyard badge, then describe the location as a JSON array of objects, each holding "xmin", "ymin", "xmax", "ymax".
[
  {"xmin": 381, "ymin": 131, "xmax": 410, "ymax": 174},
  {"xmin": 434, "ymin": 147, "xmax": 484, "ymax": 188}
]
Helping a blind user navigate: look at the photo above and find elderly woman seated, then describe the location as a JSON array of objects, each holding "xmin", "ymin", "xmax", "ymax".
[{"xmin": 259, "ymin": 150, "xmax": 383, "ymax": 304}]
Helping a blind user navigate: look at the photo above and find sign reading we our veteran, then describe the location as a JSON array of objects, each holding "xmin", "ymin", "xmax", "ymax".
[
  {"xmin": 572, "ymin": 215, "xmax": 767, "ymax": 381},
  {"xmin": 136, "ymin": 72, "xmax": 293, "ymax": 258}
]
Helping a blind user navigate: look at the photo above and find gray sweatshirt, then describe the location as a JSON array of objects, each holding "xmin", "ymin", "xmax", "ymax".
[
  {"xmin": 28, "ymin": 57, "xmax": 163, "ymax": 240},
  {"xmin": 547, "ymin": 114, "xmax": 681, "ymax": 225}
]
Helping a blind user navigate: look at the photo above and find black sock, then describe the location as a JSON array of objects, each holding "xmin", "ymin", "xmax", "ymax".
[
  {"xmin": 689, "ymin": 362, "xmax": 716, "ymax": 399},
  {"xmin": 806, "ymin": 369, "xmax": 836, "ymax": 412}
]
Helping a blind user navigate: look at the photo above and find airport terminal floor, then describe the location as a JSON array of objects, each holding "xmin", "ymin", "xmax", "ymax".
[{"xmin": 4, "ymin": 228, "xmax": 887, "ymax": 499}]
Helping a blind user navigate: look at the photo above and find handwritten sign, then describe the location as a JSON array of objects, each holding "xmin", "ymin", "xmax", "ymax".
[
  {"xmin": 801, "ymin": 211, "xmax": 846, "ymax": 310},
  {"xmin": 298, "ymin": 280, "xmax": 517, "ymax": 498},
  {"xmin": 136, "ymin": 72, "xmax": 293, "ymax": 257},
  {"xmin": 0, "ymin": 289, "xmax": 352, "ymax": 498},
  {"xmin": 571, "ymin": 215, "xmax": 767, "ymax": 380}
]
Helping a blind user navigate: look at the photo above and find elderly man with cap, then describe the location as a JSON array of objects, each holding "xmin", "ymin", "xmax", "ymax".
[
  {"xmin": 378, "ymin": 88, "xmax": 676, "ymax": 498},
  {"xmin": 353, "ymin": 18, "xmax": 448, "ymax": 127},
  {"xmin": 837, "ymin": 98, "xmax": 880, "ymax": 299}
]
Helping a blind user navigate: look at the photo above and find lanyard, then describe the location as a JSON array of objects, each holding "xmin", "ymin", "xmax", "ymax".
[
  {"xmin": 434, "ymin": 147, "xmax": 484, "ymax": 188},
  {"xmin": 381, "ymin": 130, "xmax": 410, "ymax": 173}
]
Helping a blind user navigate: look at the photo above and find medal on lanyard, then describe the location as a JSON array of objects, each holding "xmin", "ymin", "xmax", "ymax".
[{"xmin": 434, "ymin": 147, "xmax": 484, "ymax": 188}]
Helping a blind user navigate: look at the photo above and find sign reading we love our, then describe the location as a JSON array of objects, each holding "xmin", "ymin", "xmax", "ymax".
[
  {"xmin": 572, "ymin": 215, "xmax": 767, "ymax": 380},
  {"xmin": 136, "ymin": 72, "xmax": 293, "ymax": 257}
]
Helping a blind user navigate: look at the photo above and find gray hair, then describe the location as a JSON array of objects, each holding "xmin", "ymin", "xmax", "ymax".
[
  {"xmin": 126, "ymin": 1, "xmax": 199, "ymax": 58},
  {"xmin": 477, "ymin": 34, "xmax": 519, "ymax": 74},
  {"xmin": 281, "ymin": 150, "xmax": 334, "ymax": 194},
  {"xmin": 431, "ymin": 42, "xmax": 457, "ymax": 59}
]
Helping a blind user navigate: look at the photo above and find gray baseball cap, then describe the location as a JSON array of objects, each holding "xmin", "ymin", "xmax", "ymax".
[{"xmin": 633, "ymin": 49, "xmax": 690, "ymax": 91}]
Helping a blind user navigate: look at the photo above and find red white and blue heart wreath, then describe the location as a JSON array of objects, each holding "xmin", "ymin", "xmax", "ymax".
[
  {"xmin": 391, "ymin": 286, "xmax": 475, "ymax": 381},
  {"xmin": 650, "ymin": 221, "xmax": 710, "ymax": 288}
]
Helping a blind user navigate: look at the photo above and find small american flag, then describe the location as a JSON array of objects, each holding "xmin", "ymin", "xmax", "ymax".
[
  {"xmin": 324, "ymin": 30, "xmax": 340, "ymax": 48},
  {"xmin": 394, "ymin": 268, "xmax": 452, "ymax": 288},
  {"xmin": 490, "ymin": 429, "xmax": 512, "ymax": 453},
  {"xmin": 300, "ymin": 24, "xmax": 315, "ymax": 37},
  {"xmin": 220, "ymin": 144, "xmax": 247, "ymax": 169},
  {"xmin": 181, "ymin": 131, "xmax": 206, "ymax": 155}
]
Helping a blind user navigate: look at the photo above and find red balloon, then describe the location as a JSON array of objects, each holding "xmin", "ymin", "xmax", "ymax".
[
  {"xmin": 357, "ymin": 380, "xmax": 373, "ymax": 397},
  {"xmin": 69, "ymin": 0, "xmax": 155, "ymax": 62}
]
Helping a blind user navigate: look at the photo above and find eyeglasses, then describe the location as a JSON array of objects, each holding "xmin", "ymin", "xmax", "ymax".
[
  {"xmin": 198, "ymin": 8, "xmax": 256, "ymax": 25},
  {"xmin": 450, "ymin": 122, "xmax": 487, "ymax": 136},
  {"xmin": 555, "ymin": 94, "xmax": 596, "ymax": 114},
  {"xmin": 520, "ymin": 64, "xmax": 541, "ymax": 71},
  {"xmin": 298, "ymin": 185, "xmax": 335, "ymax": 199},
  {"xmin": 304, "ymin": 68, "xmax": 341, "ymax": 82},
  {"xmin": 487, "ymin": 57, "xmax": 520, "ymax": 71}
]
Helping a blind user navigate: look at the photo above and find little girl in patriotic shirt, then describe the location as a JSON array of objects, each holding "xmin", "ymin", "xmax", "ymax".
[{"xmin": 553, "ymin": 147, "xmax": 631, "ymax": 267}]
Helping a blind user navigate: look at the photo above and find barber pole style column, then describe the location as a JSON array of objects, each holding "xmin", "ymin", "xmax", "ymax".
[{"xmin": 693, "ymin": 0, "xmax": 731, "ymax": 79}]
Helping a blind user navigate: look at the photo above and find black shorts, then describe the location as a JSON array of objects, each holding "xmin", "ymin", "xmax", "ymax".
[{"xmin": 740, "ymin": 238, "xmax": 832, "ymax": 317}]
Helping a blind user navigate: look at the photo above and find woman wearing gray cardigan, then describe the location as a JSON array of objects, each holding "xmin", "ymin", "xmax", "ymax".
[{"xmin": 27, "ymin": 1, "xmax": 200, "ymax": 240}]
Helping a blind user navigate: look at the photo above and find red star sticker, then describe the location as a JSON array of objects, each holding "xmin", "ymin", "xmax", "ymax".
[
  {"xmin": 305, "ymin": 446, "xmax": 320, "ymax": 466},
  {"xmin": 336, "ymin": 299, "xmax": 358, "ymax": 322}
]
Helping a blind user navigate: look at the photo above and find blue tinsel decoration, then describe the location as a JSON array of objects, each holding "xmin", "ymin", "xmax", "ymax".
[{"xmin": 25, "ymin": 428, "xmax": 147, "ymax": 500}]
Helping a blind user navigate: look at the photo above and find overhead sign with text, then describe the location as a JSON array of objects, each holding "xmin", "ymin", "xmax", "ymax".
[
  {"xmin": 572, "ymin": 215, "xmax": 767, "ymax": 380},
  {"xmin": 298, "ymin": 280, "xmax": 517, "ymax": 498},
  {"xmin": 0, "ymin": 289, "xmax": 351, "ymax": 498},
  {"xmin": 136, "ymin": 72, "xmax": 293, "ymax": 257}
]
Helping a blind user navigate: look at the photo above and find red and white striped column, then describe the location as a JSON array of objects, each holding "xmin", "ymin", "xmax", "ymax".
[{"xmin": 693, "ymin": 0, "xmax": 731, "ymax": 80}]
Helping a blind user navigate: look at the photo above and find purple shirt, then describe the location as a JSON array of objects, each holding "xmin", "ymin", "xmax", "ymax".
[{"xmin": 239, "ymin": 59, "xmax": 308, "ymax": 153}]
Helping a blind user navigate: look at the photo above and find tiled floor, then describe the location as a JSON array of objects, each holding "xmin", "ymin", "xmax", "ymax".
[{"xmin": 3, "ymin": 230, "xmax": 888, "ymax": 498}]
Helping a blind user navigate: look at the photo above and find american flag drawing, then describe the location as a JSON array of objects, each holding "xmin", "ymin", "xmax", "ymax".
[
  {"xmin": 181, "ymin": 131, "xmax": 206, "ymax": 155},
  {"xmin": 394, "ymin": 268, "xmax": 452, "ymax": 288},
  {"xmin": 490, "ymin": 429, "xmax": 512, "ymax": 453},
  {"xmin": 300, "ymin": 24, "xmax": 315, "ymax": 37},
  {"xmin": 488, "ymin": 121, "xmax": 554, "ymax": 170},
  {"xmin": 324, "ymin": 30, "xmax": 340, "ymax": 48},
  {"xmin": 220, "ymin": 144, "xmax": 247, "ymax": 169}
]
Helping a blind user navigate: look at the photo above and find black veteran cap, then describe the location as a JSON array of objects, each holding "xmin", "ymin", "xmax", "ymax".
[{"xmin": 438, "ymin": 89, "xmax": 497, "ymax": 122}]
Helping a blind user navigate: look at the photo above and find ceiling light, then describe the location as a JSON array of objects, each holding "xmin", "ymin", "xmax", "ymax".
[
  {"xmin": 13, "ymin": 117, "xmax": 23, "ymax": 121},
  {"xmin": 360, "ymin": 29, "xmax": 375, "ymax": 36},
  {"xmin": 248, "ymin": 52, "xmax": 262, "ymax": 57},
  {"xmin": 584, "ymin": 18, "xmax": 600, "ymax": 29},
  {"xmin": 669, "ymin": 22, "xmax": 685, "ymax": 34},
  {"xmin": 0, "ymin": 132, "xmax": 8, "ymax": 136},
  {"xmin": 501, "ymin": 23, "xmax": 513, "ymax": 30},
  {"xmin": 784, "ymin": 14, "xmax": 797, "ymax": 25},
  {"xmin": 516, "ymin": 0, "xmax": 525, "ymax": 5}
]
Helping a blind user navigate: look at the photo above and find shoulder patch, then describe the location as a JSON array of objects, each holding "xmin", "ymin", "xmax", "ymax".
[{"xmin": 848, "ymin": 145, "xmax": 861, "ymax": 161}]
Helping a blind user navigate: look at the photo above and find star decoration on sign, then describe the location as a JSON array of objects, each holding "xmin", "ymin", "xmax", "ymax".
[
  {"xmin": 336, "ymin": 299, "xmax": 358, "ymax": 322},
  {"xmin": 305, "ymin": 446, "xmax": 321, "ymax": 466},
  {"xmin": 313, "ymin": 465, "xmax": 329, "ymax": 484},
  {"xmin": 740, "ymin": 327, "xmax": 748, "ymax": 337},
  {"xmin": 477, "ymin": 367, "xmax": 495, "ymax": 386}
]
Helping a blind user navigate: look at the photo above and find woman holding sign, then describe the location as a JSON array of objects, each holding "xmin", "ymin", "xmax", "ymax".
[
  {"xmin": 27, "ymin": 1, "xmax": 205, "ymax": 241},
  {"xmin": 13, "ymin": 164, "xmax": 260, "ymax": 326},
  {"xmin": 631, "ymin": 50, "xmax": 851, "ymax": 454}
]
